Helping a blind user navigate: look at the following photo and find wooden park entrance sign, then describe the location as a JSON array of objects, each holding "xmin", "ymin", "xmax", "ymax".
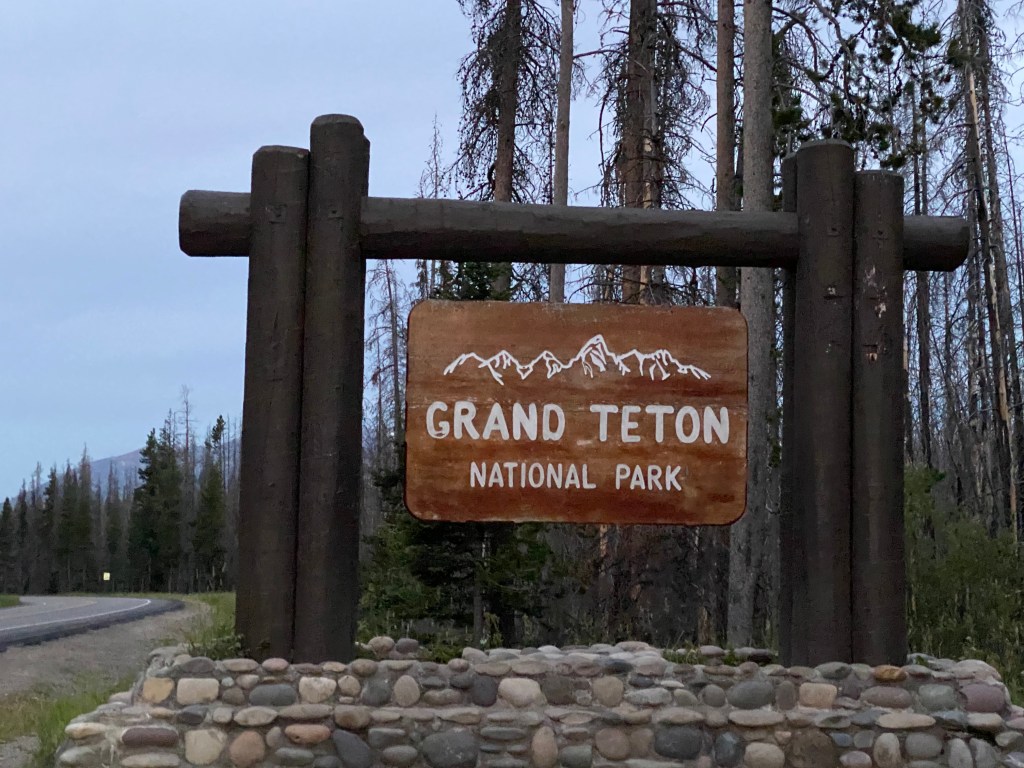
[
  {"xmin": 179, "ymin": 114, "xmax": 967, "ymax": 667},
  {"xmin": 406, "ymin": 301, "xmax": 747, "ymax": 525}
]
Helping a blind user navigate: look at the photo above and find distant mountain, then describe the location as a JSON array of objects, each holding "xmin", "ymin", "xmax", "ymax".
[
  {"xmin": 443, "ymin": 334, "xmax": 711, "ymax": 386},
  {"xmin": 91, "ymin": 449, "xmax": 144, "ymax": 493}
]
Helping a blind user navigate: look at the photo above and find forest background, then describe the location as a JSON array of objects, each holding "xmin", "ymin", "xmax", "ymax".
[{"xmin": 3, "ymin": 0, "xmax": 1024, "ymax": 693}]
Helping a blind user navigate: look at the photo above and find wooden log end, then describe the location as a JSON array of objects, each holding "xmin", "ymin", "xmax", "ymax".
[{"xmin": 179, "ymin": 190, "xmax": 251, "ymax": 257}]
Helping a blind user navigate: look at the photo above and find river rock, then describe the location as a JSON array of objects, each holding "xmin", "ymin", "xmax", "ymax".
[
  {"xmin": 421, "ymin": 729, "xmax": 479, "ymax": 768},
  {"xmin": 800, "ymin": 682, "xmax": 838, "ymax": 709},
  {"xmin": 653, "ymin": 725, "xmax": 702, "ymax": 760},
  {"xmin": 592, "ymin": 676, "xmax": 624, "ymax": 707},
  {"xmin": 184, "ymin": 729, "xmax": 227, "ymax": 765},
  {"xmin": 863, "ymin": 686, "xmax": 913, "ymax": 709},
  {"xmin": 713, "ymin": 731, "xmax": 744, "ymax": 767},
  {"xmin": 726, "ymin": 680, "xmax": 774, "ymax": 709},
  {"xmin": 228, "ymin": 731, "xmax": 266, "ymax": 768},
  {"xmin": 531, "ymin": 726, "xmax": 558, "ymax": 768},
  {"xmin": 906, "ymin": 733, "xmax": 943, "ymax": 759},
  {"xmin": 963, "ymin": 684, "xmax": 1007, "ymax": 713},
  {"xmin": 249, "ymin": 684, "xmax": 297, "ymax": 707},
  {"xmin": 745, "ymin": 743, "xmax": 785, "ymax": 768},
  {"xmin": 333, "ymin": 731, "xmax": 371, "ymax": 768},
  {"xmin": 874, "ymin": 733, "xmax": 904, "ymax": 768}
]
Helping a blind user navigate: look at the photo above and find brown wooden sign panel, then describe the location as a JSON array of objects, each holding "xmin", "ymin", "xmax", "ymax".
[{"xmin": 405, "ymin": 301, "xmax": 747, "ymax": 525}]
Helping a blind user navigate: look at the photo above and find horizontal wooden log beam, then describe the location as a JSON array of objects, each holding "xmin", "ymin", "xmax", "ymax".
[{"xmin": 179, "ymin": 190, "xmax": 968, "ymax": 271}]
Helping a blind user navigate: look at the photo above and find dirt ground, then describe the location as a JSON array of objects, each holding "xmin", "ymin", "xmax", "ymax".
[{"xmin": 0, "ymin": 601, "xmax": 206, "ymax": 768}]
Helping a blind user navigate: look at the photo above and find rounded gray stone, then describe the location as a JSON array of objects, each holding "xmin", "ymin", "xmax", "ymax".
[
  {"xmin": 599, "ymin": 658, "xmax": 633, "ymax": 674},
  {"xmin": 541, "ymin": 675, "xmax": 576, "ymax": 705},
  {"xmin": 275, "ymin": 748, "xmax": 316, "ymax": 766},
  {"xmin": 840, "ymin": 751, "xmax": 873, "ymax": 768},
  {"xmin": 831, "ymin": 733, "xmax": 854, "ymax": 748},
  {"xmin": 222, "ymin": 687, "xmax": 246, "ymax": 705},
  {"xmin": 450, "ymin": 670, "xmax": 476, "ymax": 689},
  {"xmin": 970, "ymin": 739, "xmax": 997, "ymax": 768},
  {"xmin": 673, "ymin": 689, "xmax": 699, "ymax": 706},
  {"xmin": 906, "ymin": 733, "xmax": 943, "ymax": 759},
  {"xmin": 58, "ymin": 747, "xmax": 100, "ymax": 767},
  {"xmin": 934, "ymin": 710, "xmax": 969, "ymax": 729},
  {"xmin": 998, "ymin": 732, "xmax": 1024, "ymax": 750},
  {"xmin": 250, "ymin": 684, "xmax": 298, "ymax": 707},
  {"xmin": 817, "ymin": 662, "xmax": 853, "ymax": 680},
  {"xmin": 653, "ymin": 726, "xmax": 703, "ymax": 760},
  {"xmin": 625, "ymin": 687, "xmax": 672, "ymax": 707},
  {"xmin": 480, "ymin": 726, "xmax": 527, "ymax": 742},
  {"xmin": 817, "ymin": 713, "xmax": 851, "ymax": 729},
  {"xmin": 420, "ymin": 675, "xmax": 448, "ymax": 690},
  {"xmin": 701, "ymin": 684, "xmax": 727, "ymax": 707},
  {"xmin": 874, "ymin": 733, "xmax": 902, "ymax": 768},
  {"xmin": 559, "ymin": 745, "xmax": 593, "ymax": 768},
  {"xmin": 176, "ymin": 705, "xmax": 207, "ymax": 726},
  {"xmin": 332, "ymin": 731, "xmax": 372, "ymax": 768},
  {"xmin": 726, "ymin": 680, "xmax": 774, "ymax": 709},
  {"xmin": 919, "ymin": 684, "xmax": 958, "ymax": 711},
  {"xmin": 395, "ymin": 637, "xmax": 420, "ymax": 654},
  {"xmin": 862, "ymin": 686, "xmax": 913, "ymax": 709},
  {"xmin": 713, "ymin": 732, "xmax": 744, "ymax": 767},
  {"xmin": 947, "ymin": 738, "xmax": 973, "ymax": 768},
  {"xmin": 853, "ymin": 731, "xmax": 875, "ymax": 750},
  {"xmin": 360, "ymin": 678, "xmax": 392, "ymax": 706},
  {"xmin": 313, "ymin": 758, "xmax": 341, "ymax": 768},
  {"xmin": 381, "ymin": 746, "xmax": 419, "ymax": 767},
  {"xmin": 775, "ymin": 680, "xmax": 797, "ymax": 710},
  {"xmin": 175, "ymin": 656, "xmax": 215, "ymax": 675},
  {"xmin": 367, "ymin": 728, "xmax": 407, "ymax": 750},
  {"xmin": 470, "ymin": 675, "xmax": 498, "ymax": 706},
  {"xmin": 421, "ymin": 730, "xmax": 479, "ymax": 768}
]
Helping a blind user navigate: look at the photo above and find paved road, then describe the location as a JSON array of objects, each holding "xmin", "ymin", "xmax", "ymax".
[{"xmin": 0, "ymin": 596, "xmax": 182, "ymax": 651}]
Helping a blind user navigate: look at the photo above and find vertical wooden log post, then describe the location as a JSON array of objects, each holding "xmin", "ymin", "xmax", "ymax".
[
  {"xmin": 779, "ymin": 154, "xmax": 802, "ymax": 666},
  {"xmin": 852, "ymin": 172, "xmax": 907, "ymax": 664},
  {"xmin": 236, "ymin": 146, "xmax": 310, "ymax": 660},
  {"xmin": 794, "ymin": 140, "xmax": 855, "ymax": 664},
  {"xmin": 295, "ymin": 116, "xmax": 370, "ymax": 662}
]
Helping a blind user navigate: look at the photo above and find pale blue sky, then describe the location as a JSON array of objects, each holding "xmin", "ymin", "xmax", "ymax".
[{"xmin": 0, "ymin": 1, "xmax": 613, "ymax": 493}]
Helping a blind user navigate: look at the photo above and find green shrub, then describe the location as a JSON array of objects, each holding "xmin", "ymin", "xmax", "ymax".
[{"xmin": 906, "ymin": 466, "xmax": 1024, "ymax": 701}]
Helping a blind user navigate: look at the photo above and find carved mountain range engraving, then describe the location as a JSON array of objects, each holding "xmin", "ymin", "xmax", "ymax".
[{"xmin": 443, "ymin": 334, "xmax": 712, "ymax": 386}]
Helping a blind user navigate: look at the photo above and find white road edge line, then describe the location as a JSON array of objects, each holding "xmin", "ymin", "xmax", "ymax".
[{"xmin": 0, "ymin": 599, "xmax": 153, "ymax": 634}]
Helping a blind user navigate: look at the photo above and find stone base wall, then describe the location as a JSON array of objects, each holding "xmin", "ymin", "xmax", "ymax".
[{"xmin": 55, "ymin": 640, "xmax": 1024, "ymax": 768}]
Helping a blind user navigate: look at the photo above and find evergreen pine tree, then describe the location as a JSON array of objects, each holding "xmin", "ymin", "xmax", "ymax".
[
  {"xmin": 130, "ymin": 423, "xmax": 184, "ymax": 591},
  {"xmin": 15, "ymin": 489, "xmax": 28, "ymax": 592},
  {"xmin": 56, "ymin": 462, "xmax": 80, "ymax": 591},
  {"xmin": 32, "ymin": 467, "xmax": 59, "ymax": 594},
  {"xmin": 193, "ymin": 417, "xmax": 227, "ymax": 591},
  {"xmin": 104, "ymin": 470, "xmax": 125, "ymax": 589},
  {"xmin": 0, "ymin": 498, "xmax": 14, "ymax": 593}
]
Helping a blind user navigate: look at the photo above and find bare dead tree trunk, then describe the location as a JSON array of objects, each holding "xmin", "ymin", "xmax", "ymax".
[
  {"xmin": 491, "ymin": 0, "xmax": 523, "ymax": 297},
  {"xmin": 728, "ymin": 0, "xmax": 773, "ymax": 647},
  {"xmin": 964, "ymin": 47, "xmax": 1015, "ymax": 531},
  {"xmin": 978, "ymin": 57, "xmax": 1023, "ymax": 538},
  {"xmin": 621, "ymin": 0, "xmax": 657, "ymax": 304},
  {"xmin": 913, "ymin": 100, "xmax": 933, "ymax": 467},
  {"xmin": 383, "ymin": 262, "xmax": 404, "ymax": 446},
  {"xmin": 716, "ymin": 0, "xmax": 739, "ymax": 307},
  {"xmin": 550, "ymin": 0, "xmax": 573, "ymax": 303}
]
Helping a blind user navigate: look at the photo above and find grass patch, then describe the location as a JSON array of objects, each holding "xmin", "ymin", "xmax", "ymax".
[
  {"xmin": 0, "ymin": 594, "xmax": 20, "ymax": 608},
  {"xmin": 182, "ymin": 592, "xmax": 240, "ymax": 659},
  {"xmin": 0, "ymin": 674, "xmax": 134, "ymax": 767}
]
